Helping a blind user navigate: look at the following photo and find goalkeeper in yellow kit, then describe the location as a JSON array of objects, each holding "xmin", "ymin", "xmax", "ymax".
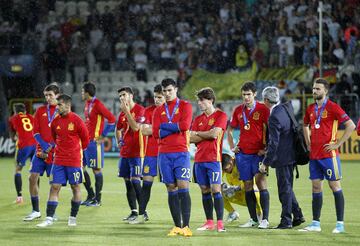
[{"xmin": 222, "ymin": 153, "xmax": 262, "ymax": 223}]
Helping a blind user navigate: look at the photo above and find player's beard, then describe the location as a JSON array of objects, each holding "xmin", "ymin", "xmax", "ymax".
[{"xmin": 313, "ymin": 93, "xmax": 324, "ymax": 101}]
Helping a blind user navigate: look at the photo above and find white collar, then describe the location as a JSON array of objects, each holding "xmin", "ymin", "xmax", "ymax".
[{"xmin": 270, "ymin": 102, "xmax": 280, "ymax": 114}]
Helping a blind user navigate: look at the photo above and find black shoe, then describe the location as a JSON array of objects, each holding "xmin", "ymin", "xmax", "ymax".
[
  {"xmin": 123, "ymin": 211, "xmax": 138, "ymax": 221},
  {"xmin": 81, "ymin": 196, "xmax": 94, "ymax": 206},
  {"xmin": 144, "ymin": 211, "xmax": 149, "ymax": 221},
  {"xmin": 87, "ymin": 199, "xmax": 101, "ymax": 207},
  {"xmin": 292, "ymin": 217, "xmax": 305, "ymax": 227},
  {"xmin": 273, "ymin": 223, "xmax": 292, "ymax": 229}
]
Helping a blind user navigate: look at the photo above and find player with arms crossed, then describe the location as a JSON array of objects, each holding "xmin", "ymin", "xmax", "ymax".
[
  {"xmin": 190, "ymin": 87, "xmax": 228, "ymax": 232},
  {"xmin": 152, "ymin": 78, "xmax": 193, "ymax": 237},
  {"xmin": 227, "ymin": 81, "xmax": 270, "ymax": 229},
  {"xmin": 81, "ymin": 82, "xmax": 116, "ymax": 206},
  {"xmin": 37, "ymin": 94, "xmax": 89, "ymax": 227},
  {"xmin": 300, "ymin": 78, "xmax": 355, "ymax": 233},
  {"xmin": 8, "ymin": 103, "xmax": 36, "ymax": 204},
  {"xmin": 130, "ymin": 84, "xmax": 165, "ymax": 224},
  {"xmin": 116, "ymin": 87, "xmax": 145, "ymax": 222},
  {"xmin": 23, "ymin": 84, "xmax": 60, "ymax": 221}
]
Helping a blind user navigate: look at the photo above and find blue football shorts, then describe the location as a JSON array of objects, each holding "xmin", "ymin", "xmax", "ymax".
[
  {"xmin": 118, "ymin": 157, "xmax": 142, "ymax": 178},
  {"xmin": 194, "ymin": 161, "xmax": 222, "ymax": 186},
  {"xmin": 30, "ymin": 155, "xmax": 52, "ymax": 177},
  {"xmin": 142, "ymin": 156, "xmax": 158, "ymax": 177},
  {"xmin": 158, "ymin": 152, "xmax": 191, "ymax": 184},
  {"xmin": 84, "ymin": 140, "xmax": 104, "ymax": 169},
  {"xmin": 235, "ymin": 152, "xmax": 264, "ymax": 181},
  {"xmin": 309, "ymin": 156, "xmax": 342, "ymax": 181},
  {"xmin": 50, "ymin": 164, "xmax": 84, "ymax": 185},
  {"xmin": 15, "ymin": 145, "xmax": 35, "ymax": 167}
]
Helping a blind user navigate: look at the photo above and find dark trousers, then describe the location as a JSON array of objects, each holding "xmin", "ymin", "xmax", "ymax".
[{"xmin": 275, "ymin": 165, "xmax": 301, "ymax": 225}]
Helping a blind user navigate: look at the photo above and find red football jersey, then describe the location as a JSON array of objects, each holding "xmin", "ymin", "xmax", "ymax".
[
  {"xmin": 33, "ymin": 104, "xmax": 57, "ymax": 153},
  {"xmin": 8, "ymin": 113, "xmax": 36, "ymax": 148},
  {"xmin": 116, "ymin": 103, "xmax": 145, "ymax": 158},
  {"xmin": 144, "ymin": 105, "xmax": 159, "ymax": 157},
  {"xmin": 51, "ymin": 112, "xmax": 89, "ymax": 167},
  {"xmin": 152, "ymin": 98, "xmax": 192, "ymax": 153},
  {"xmin": 304, "ymin": 100, "xmax": 350, "ymax": 160},
  {"xmin": 230, "ymin": 101, "xmax": 269, "ymax": 154},
  {"xmin": 191, "ymin": 110, "xmax": 228, "ymax": 162},
  {"xmin": 85, "ymin": 97, "xmax": 116, "ymax": 140}
]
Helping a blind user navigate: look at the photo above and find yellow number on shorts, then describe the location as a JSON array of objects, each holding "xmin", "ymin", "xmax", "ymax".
[
  {"xmin": 73, "ymin": 172, "xmax": 81, "ymax": 182},
  {"xmin": 327, "ymin": 169, "xmax": 333, "ymax": 179},
  {"xmin": 21, "ymin": 118, "xmax": 33, "ymax": 131}
]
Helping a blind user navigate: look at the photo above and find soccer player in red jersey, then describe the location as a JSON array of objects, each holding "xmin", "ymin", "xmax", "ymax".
[
  {"xmin": 81, "ymin": 82, "xmax": 116, "ymax": 206},
  {"xmin": 23, "ymin": 84, "xmax": 60, "ymax": 222},
  {"xmin": 227, "ymin": 81, "xmax": 270, "ymax": 229},
  {"xmin": 8, "ymin": 103, "xmax": 36, "ymax": 204},
  {"xmin": 116, "ymin": 87, "xmax": 145, "ymax": 222},
  {"xmin": 190, "ymin": 87, "xmax": 228, "ymax": 232},
  {"xmin": 130, "ymin": 84, "xmax": 165, "ymax": 224},
  {"xmin": 152, "ymin": 78, "xmax": 193, "ymax": 237},
  {"xmin": 37, "ymin": 94, "xmax": 89, "ymax": 227},
  {"xmin": 301, "ymin": 78, "xmax": 355, "ymax": 233}
]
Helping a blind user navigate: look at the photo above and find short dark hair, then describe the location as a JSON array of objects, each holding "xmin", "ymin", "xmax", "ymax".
[
  {"xmin": 14, "ymin": 103, "xmax": 26, "ymax": 114},
  {"xmin": 196, "ymin": 87, "xmax": 216, "ymax": 104},
  {"xmin": 241, "ymin": 81, "xmax": 257, "ymax": 93},
  {"xmin": 44, "ymin": 84, "xmax": 60, "ymax": 95},
  {"xmin": 161, "ymin": 78, "xmax": 177, "ymax": 88},
  {"xmin": 154, "ymin": 84, "xmax": 163, "ymax": 94},
  {"xmin": 57, "ymin": 94, "xmax": 72, "ymax": 104},
  {"xmin": 117, "ymin": 86, "xmax": 134, "ymax": 95},
  {"xmin": 314, "ymin": 78, "xmax": 330, "ymax": 91},
  {"xmin": 221, "ymin": 153, "xmax": 233, "ymax": 170},
  {"xmin": 83, "ymin": 82, "xmax": 96, "ymax": 97}
]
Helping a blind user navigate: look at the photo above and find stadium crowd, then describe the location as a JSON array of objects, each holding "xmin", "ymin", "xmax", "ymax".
[{"xmin": 1, "ymin": 0, "xmax": 360, "ymax": 84}]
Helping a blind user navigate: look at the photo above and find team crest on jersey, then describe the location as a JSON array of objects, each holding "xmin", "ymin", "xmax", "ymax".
[
  {"xmin": 42, "ymin": 113, "xmax": 47, "ymax": 116},
  {"xmin": 253, "ymin": 112, "xmax": 260, "ymax": 120},
  {"xmin": 208, "ymin": 118, "xmax": 215, "ymax": 126},
  {"xmin": 321, "ymin": 110, "xmax": 328, "ymax": 118},
  {"xmin": 56, "ymin": 125, "xmax": 61, "ymax": 130},
  {"xmin": 161, "ymin": 111, "xmax": 166, "ymax": 115},
  {"xmin": 144, "ymin": 165, "xmax": 150, "ymax": 174},
  {"xmin": 68, "ymin": 122, "xmax": 74, "ymax": 131}
]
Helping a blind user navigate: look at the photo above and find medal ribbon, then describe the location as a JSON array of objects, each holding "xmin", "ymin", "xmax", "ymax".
[
  {"xmin": 47, "ymin": 104, "xmax": 58, "ymax": 126},
  {"xmin": 242, "ymin": 101, "xmax": 256, "ymax": 127},
  {"xmin": 164, "ymin": 98, "xmax": 180, "ymax": 123},
  {"xmin": 314, "ymin": 98, "xmax": 327, "ymax": 127},
  {"xmin": 86, "ymin": 96, "xmax": 96, "ymax": 120}
]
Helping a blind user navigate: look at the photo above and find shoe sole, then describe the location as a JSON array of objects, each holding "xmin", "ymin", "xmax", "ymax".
[{"xmin": 23, "ymin": 216, "xmax": 41, "ymax": 222}]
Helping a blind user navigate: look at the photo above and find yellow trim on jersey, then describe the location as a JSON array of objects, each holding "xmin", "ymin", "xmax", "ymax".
[
  {"xmin": 139, "ymin": 131, "xmax": 144, "ymax": 158},
  {"xmin": 96, "ymin": 142, "xmax": 102, "ymax": 168},
  {"xmin": 94, "ymin": 115, "xmax": 102, "ymax": 138},
  {"xmin": 262, "ymin": 123, "xmax": 267, "ymax": 145},
  {"xmin": 332, "ymin": 155, "xmax": 340, "ymax": 180},
  {"xmin": 80, "ymin": 167, "xmax": 85, "ymax": 184},
  {"xmin": 14, "ymin": 146, "xmax": 19, "ymax": 164},
  {"xmin": 216, "ymin": 130, "xmax": 224, "ymax": 162},
  {"xmin": 186, "ymin": 130, "xmax": 190, "ymax": 151},
  {"xmin": 331, "ymin": 120, "xmax": 338, "ymax": 143}
]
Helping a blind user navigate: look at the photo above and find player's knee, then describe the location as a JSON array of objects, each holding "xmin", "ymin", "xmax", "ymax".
[
  {"xmin": 244, "ymin": 181, "xmax": 254, "ymax": 191},
  {"xmin": 50, "ymin": 184, "xmax": 61, "ymax": 193},
  {"xmin": 211, "ymin": 184, "xmax": 221, "ymax": 193},
  {"xmin": 311, "ymin": 181, "xmax": 322, "ymax": 192},
  {"xmin": 166, "ymin": 183, "xmax": 177, "ymax": 192},
  {"xmin": 200, "ymin": 186, "xmax": 211, "ymax": 194},
  {"xmin": 328, "ymin": 180, "xmax": 341, "ymax": 192},
  {"xmin": 29, "ymin": 173, "xmax": 38, "ymax": 184}
]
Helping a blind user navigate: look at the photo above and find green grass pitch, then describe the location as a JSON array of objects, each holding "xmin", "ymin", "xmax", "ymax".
[{"xmin": 0, "ymin": 158, "xmax": 359, "ymax": 246}]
